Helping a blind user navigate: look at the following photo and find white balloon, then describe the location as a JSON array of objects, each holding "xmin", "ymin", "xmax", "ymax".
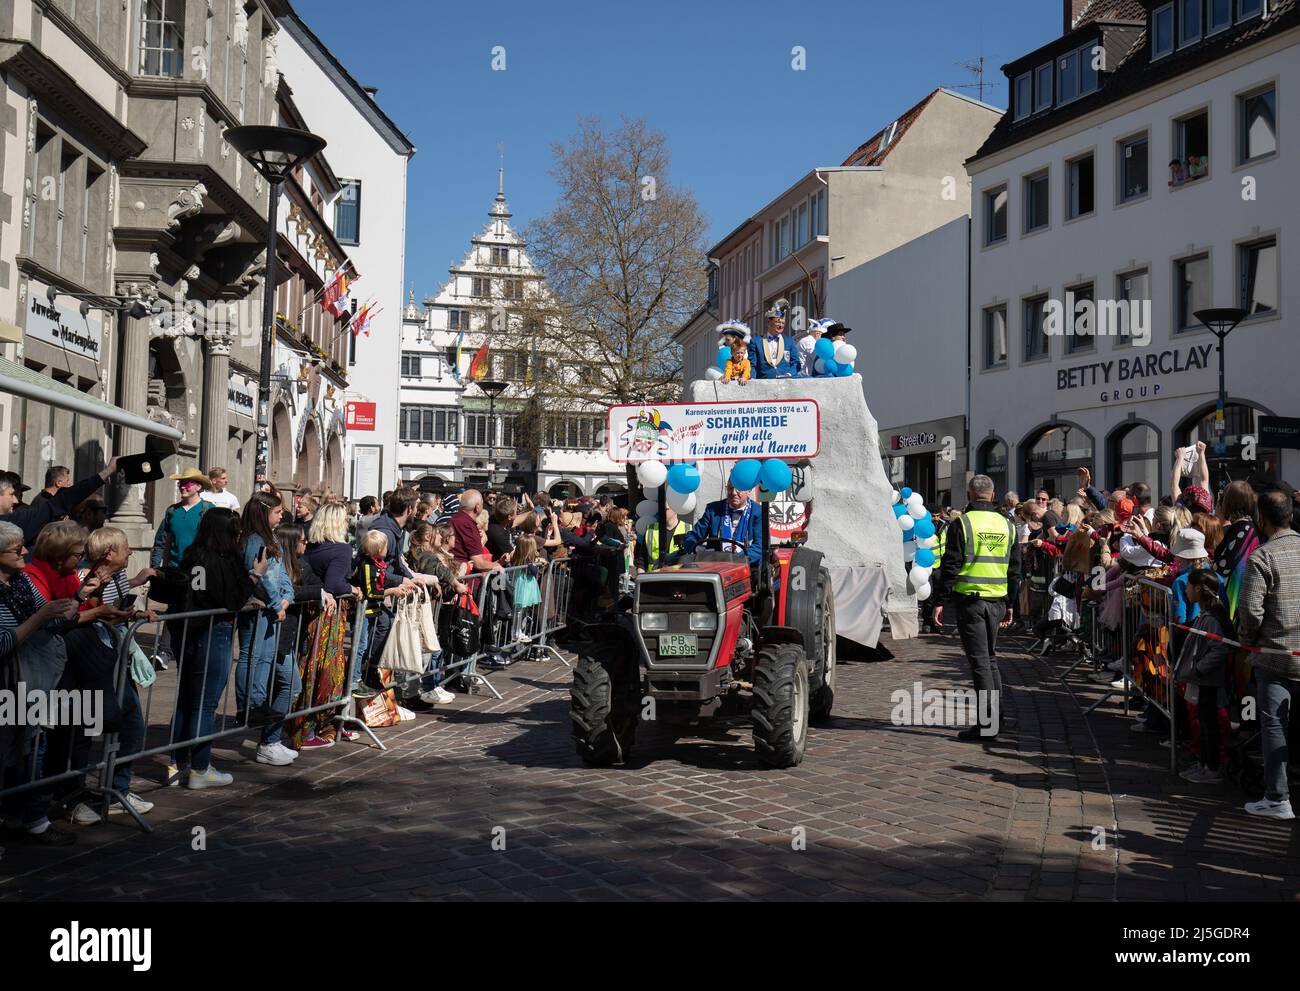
[
  {"xmin": 908, "ymin": 502, "xmax": 927, "ymax": 520},
  {"xmin": 637, "ymin": 460, "xmax": 667, "ymax": 488},
  {"xmin": 704, "ymin": 367, "xmax": 724, "ymax": 380},
  {"xmin": 910, "ymin": 565, "xmax": 932, "ymax": 587},
  {"xmin": 635, "ymin": 499, "xmax": 658, "ymax": 519},
  {"xmin": 834, "ymin": 343, "xmax": 858, "ymax": 365},
  {"xmin": 665, "ymin": 488, "xmax": 697, "ymax": 514},
  {"xmin": 898, "ymin": 515, "xmax": 915, "ymax": 532},
  {"xmin": 635, "ymin": 516, "xmax": 654, "ymax": 538},
  {"xmin": 814, "ymin": 358, "xmax": 827, "ymax": 374},
  {"xmin": 891, "ymin": 490, "xmax": 901, "ymax": 505},
  {"xmin": 914, "ymin": 582, "xmax": 932, "ymax": 602},
  {"xmin": 916, "ymin": 536, "xmax": 937, "ymax": 550},
  {"xmin": 906, "ymin": 492, "xmax": 925, "ymax": 508}
]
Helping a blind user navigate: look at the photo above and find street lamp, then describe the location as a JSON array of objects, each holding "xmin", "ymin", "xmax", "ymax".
[
  {"xmin": 225, "ymin": 124, "xmax": 327, "ymax": 487},
  {"xmin": 1194, "ymin": 307, "xmax": 1249, "ymax": 473},
  {"xmin": 477, "ymin": 379, "xmax": 508, "ymax": 482}
]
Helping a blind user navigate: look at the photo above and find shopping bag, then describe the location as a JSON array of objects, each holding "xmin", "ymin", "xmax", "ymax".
[
  {"xmin": 362, "ymin": 688, "xmax": 401, "ymax": 727},
  {"xmin": 128, "ymin": 636, "xmax": 157, "ymax": 688},
  {"xmin": 416, "ymin": 586, "xmax": 440, "ymax": 653},
  {"xmin": 379, "ymin": 598, "xmax": 424, "ymax": 674}
]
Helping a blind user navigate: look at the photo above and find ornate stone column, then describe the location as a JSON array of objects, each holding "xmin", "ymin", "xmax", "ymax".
[
  {"xmin": 201, "ymin": 331, "xmax": 233, "ymax": 471},
  {"xmin": 111, "ymin": 281, "xmax": 156, "ymax": 529}
]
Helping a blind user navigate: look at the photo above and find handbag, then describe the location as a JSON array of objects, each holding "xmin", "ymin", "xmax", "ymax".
[
  {"xmin": 415, "ymin": 586, "xmax": 440, "ymax": 653},
  {"xmin": 129, "ymin": 636, "xmax": 157, "ymax": 688},
  {"xmin": 450, "ymin": 590, "xmax": 481, "ymax": 657},
  {"xmin": 378, "ymin": 597, "xmax": 424, "ymax": 674},
  {"xmin": 362, "ymin": 688, "xmax": 401, "ymax": 728}
]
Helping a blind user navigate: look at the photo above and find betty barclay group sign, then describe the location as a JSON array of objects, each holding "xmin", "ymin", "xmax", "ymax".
[{"xmin": 608, "ymin": 400, "xmax": 821, "ymax": 463}]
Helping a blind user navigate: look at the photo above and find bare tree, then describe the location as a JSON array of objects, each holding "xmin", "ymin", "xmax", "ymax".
[{"xmin": 525, "ymin": 116, "xmax": 708, "ymax": 412}]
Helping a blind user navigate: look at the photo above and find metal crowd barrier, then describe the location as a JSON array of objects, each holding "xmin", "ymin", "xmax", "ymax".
[
  {"xmin": 0, "ymin": 557, "xmax": 582, "ymax": 838},
  {"xmin": 1118, "ymin": 576, "xmax": 1178, "ymax": 775}
]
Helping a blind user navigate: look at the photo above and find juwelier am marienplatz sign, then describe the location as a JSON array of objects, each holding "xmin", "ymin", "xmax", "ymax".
[
  {"xmin": 1055, "ymin": 342, "xmax": 1216, "ymax": 409},
  {"xmin": 25, "ymin": 288, "xmax": 102, "ymax": 360}
]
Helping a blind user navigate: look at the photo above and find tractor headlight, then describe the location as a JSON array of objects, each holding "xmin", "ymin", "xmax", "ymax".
[
  {"xmin": 639, "ymin": 612, "xmax": 668, "ymax": 632},
  {"xmin": 689, "ymin": 612, "xmax": 717, "ymax": 632}
]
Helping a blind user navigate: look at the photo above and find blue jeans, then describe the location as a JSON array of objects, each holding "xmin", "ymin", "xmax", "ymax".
[
  {"xmin": 111, "ymin": 682, "xmax": 145, "ymax": 795},
  {"xmin": 172, "ymin": 620, "xmax": 235, "ymax": 772},
  {"xmin": 419, "ymin": 650, "xmax": 446, "ymax": 693},
  {"xmin": 1256, "ymin": 669, "xmax": 1299, "ymax": 803},
  {"xmin": 351, "ymin": 613, "xmax": 374, "ymax": 685},
  {"xmin": 260, "ymin": 652, "xmax": 302, "ymax": 746},
  {"xmin": 236, "ymin": 610, "xmax": 281, "ymax": 714}
]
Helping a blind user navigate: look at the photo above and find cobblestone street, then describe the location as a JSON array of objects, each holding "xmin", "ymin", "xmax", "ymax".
[{"xmin": 2, "ymin": 629, "xmax": 1296, "ymax": 902}]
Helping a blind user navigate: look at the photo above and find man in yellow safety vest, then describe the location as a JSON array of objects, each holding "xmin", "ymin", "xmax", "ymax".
[
  {"xmin": 635, "ymin": 506, "xmax": 690, "ymax": 573},
  {"xmin": 932, "ymin": 475, "xmax": 1020, "ymax": 741}
]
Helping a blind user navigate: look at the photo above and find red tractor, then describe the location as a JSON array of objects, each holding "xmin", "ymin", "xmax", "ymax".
[{"xmin": 569, "ymin": 511, "xmax": 836, "ymax": 769}]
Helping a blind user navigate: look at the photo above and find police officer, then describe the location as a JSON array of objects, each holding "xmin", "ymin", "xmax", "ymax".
[{"xmin": 932, "ymin": 475, "xmax": 1020, "ymax": 741}]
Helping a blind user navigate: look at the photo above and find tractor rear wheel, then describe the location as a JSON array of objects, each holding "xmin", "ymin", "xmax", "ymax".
[
  {"xmin": 752, "ymin": 642, "xmax": 809, "ymax": 768},
  {"xmin": 571, "ymin": 649, "xmax": 639, "ymax": 766},
  {"xmin": 809, "ymin": 568, "xmax": 836, "ymax": 722}
]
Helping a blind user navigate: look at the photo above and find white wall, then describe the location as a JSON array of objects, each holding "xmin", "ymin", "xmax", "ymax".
[
  {"xmin": 276, "ymin": 23, "xmax": 413, "ymax": 497},
  {"xmin": 828, "ymin": 216, "xmax": 969, "ymax": 433},
  {"xmin": 968, "ymin": 33, "xmax": 1298, "ymax": 492}
]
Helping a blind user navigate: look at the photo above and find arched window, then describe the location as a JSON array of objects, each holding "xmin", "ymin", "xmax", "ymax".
[
  {"xmin": 549, "ymin": 481, "xmax": 582, "ymax": 500},
  {"xmin": 1108, "ymin": 423, "xmax": 1161, "ymax": 497},
  {"xmin": 1022, "ymin": 423, "xmax": 1093, "ymax": 500},
  {"xmin": 1177, "ymin": 402, "xmax": 1279, "ymax": 489},
  {"xmin": 977, "ymin": 438, "xmax": 1009, "ymax": 500}
]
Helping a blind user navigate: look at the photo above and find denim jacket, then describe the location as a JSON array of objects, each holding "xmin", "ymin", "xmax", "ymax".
[{"xmin": 243, "ymin": 534, "xmax": 293, "ymax": 615}]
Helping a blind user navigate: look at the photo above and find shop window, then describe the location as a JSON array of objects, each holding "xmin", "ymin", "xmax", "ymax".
[
  {"xmin": 978, "ymin": 438, "xmax": 1009, "ymax": 499},
  {"xmin": 1025, "ymin": 424, "xmax": 1094, "ymax": 501},
  {"xmin": 1109, "ymin": 423, "xmax": 1161, "ymax": 495}
]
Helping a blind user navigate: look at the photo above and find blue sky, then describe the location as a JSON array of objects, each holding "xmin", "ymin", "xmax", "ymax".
[{"xmin": 295, "ymin": 0, "xmax": 1061, "ymax": 299}]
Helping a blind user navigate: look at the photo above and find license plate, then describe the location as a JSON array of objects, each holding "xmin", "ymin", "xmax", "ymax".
[{"xmin": 658, "ymin": 634, "xmax": 698, "ymax": 657}]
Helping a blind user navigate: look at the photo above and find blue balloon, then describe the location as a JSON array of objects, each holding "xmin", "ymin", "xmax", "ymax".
[
  {"xmin": 893, "ymin": 503, "xmax": 908, "ymax": 518},
  {"xmin": 903, "ymin": 530, "xmax": 915, "ymax": 543},
  {"xmin": 915, "ymin": 548, "xmax": 936, "ymax": 569},
  {"xmin": 900, "ymin": 487, "xmax": 913, "ymax": 500},
  {"xmin": 836, "ymin": 362, "xmax": 854, "ymax": 377},
  {"xmin": 716, "ymin": 347, "xmax": 730, "ymax": 371},
  {"xmin": 814, "ymin": 338, "xmax": 836, "ymax": 361},
  {"xmin": 913, "ymin": 518, "xmax": 936, "ymax": 540},
  {"xmin": 730, "ymin": 459, "xmax": 762, "ymax": 490},
  {"xmin": 758, "ymin": 459, "xmax": 792, "ymax": 493},
  {"xmin": 666, "ymin": 463, "xmax": 700, "ymax": 494}
]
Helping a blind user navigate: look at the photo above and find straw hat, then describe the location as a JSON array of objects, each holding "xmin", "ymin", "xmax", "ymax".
[{"xmin": 169, "ymin": 467, "xmax": 211, "ymax": 489}]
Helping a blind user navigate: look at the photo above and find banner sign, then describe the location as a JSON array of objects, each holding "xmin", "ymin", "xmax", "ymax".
[
  {"xmin": 227, "ymin": 374, "xmax": 256, "ymax": 417},
  {"xmin": 608, "ymin": 399, "xmax": 820, "ymax": 462},
  {"xmin": 1259, "ymin": 416, "xmax": 1300, "ymax": 450},
  {"xmin": 25, "ymin": 287, "xmax": 102, "ymax": 360},
  {"xmin": 345, "ymin": 401, "xmax": 377, "ymax": 431}
]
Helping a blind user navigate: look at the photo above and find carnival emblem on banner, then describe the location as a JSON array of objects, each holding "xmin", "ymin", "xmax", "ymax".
[{"xmin": 618, "ymin": 408, "xmax": 674, "ymax": 459}]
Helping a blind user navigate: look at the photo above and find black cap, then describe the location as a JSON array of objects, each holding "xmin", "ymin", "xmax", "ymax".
[
  {"xmin": 117, "ymin": 454, "xmax": 166, "ymax": 485},
  {"xmin": 0, "ymin": 470, "xmax": 30, "ymax": 493}
]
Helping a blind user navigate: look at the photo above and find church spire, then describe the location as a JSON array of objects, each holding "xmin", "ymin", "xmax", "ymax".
[{"xmin": 490, "ymin": 142, "xmax": 511, "ymax": 222}]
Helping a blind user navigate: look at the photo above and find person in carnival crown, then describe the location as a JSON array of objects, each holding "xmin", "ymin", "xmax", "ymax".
[{"xmin": 748, "ymin": 300, "xmax": 803, "ymax": 379}]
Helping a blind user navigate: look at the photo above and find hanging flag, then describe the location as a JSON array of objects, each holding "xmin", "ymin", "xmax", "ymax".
[
  {"xmin": 349, "ymin": 298, "xmax": 383, "ymax": 338},
  {"xmin": 322, "ymin": 266, "xmax": 361, "ymax": 319},
  {"xmin": 468, "ymin": 342, "xmax": 491, "ymax": 382},
  {"xmin": 452, "ymin": 329, "xmax": 465, "ymax": 381}
]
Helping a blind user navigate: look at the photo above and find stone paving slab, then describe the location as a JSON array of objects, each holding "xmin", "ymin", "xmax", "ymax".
[{"xmin": 1, "ymin": 627, "xmax": 1296, "ymax": 901}]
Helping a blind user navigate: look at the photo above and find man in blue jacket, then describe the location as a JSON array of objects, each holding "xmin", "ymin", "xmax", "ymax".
[
  {"xmin": 748, "ymin": 304, "xmax": 803, "ymax": 380},
  {"xmin": 681, "ymin": 483, "xmax": 764, "ymax": 566}
]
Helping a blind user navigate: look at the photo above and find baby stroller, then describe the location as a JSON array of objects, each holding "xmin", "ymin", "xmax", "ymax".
[{"xmin": 1029, "ymin": 571, "xmax": 1091, "ymax": 660}]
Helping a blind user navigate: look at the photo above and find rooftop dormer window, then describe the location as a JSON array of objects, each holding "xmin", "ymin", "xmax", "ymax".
[{"xmin": 1152, "ymin": 4, "xmax": 1175, "ymax": 58}]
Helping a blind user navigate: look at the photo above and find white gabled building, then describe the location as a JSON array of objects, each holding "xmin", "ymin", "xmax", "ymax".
[
  {"xmin": 399, "ymin": 174, "xmax": 625, "ymax": 499},
  {"xmin": 966, "ymin": 0, "xmax": 1297, "ymax": 500},
  {"xmin": 276, "ymin": 5, "xmax": 417, "ymax": 500}
]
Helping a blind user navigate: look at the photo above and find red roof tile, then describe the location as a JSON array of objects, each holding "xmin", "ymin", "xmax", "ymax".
[{"xmin": 840, "ymin": 89, "xmax": 940, "ymax": 168}]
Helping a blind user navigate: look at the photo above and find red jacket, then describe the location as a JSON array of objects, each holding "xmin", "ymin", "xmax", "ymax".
[{"xmin": 24, "ymin": 558, "xmax": 84, "ymax": 603}]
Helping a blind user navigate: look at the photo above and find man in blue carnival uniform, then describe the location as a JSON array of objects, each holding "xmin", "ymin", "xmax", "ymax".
[
  {"xmin": 748, "ymin": 302, "xmax": 803, "ymax": 379},
  {"xmin": 680, "ymin": 483, "xmax": 764, "ymax": 566}
]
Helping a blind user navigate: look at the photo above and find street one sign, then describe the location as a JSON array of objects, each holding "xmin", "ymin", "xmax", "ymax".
[
  {"xmin": 345, "ymin": 401, "xmax": 377, "ymax": 430},
  {"xmin": 608, "ymin": 399, "xmax": 820, "ymax": 462}
]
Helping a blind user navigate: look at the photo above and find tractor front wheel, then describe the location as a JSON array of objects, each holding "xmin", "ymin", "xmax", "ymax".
[
  {"xmin": 752, "ymin": 642, "xmax": 809, "ymax": 768},
  {"xmin": 571, "ymin": 652, "xmax": 639, "ymax": 766}
]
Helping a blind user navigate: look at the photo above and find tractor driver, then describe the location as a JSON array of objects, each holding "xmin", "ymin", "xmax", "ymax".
[{"xmin": 679, "ymin": 483, "xmax": 764, "ymax": 567}]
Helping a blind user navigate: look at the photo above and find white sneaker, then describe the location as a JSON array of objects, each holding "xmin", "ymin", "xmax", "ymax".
[
  {"xmin": 1110, "ymin": 676, "xmax": 1126, "ymax": 689},
  {"xmin": 68, "ymin": 802, "xmax": 102, "ymax": 825},
  {"xmin": 421, "ymin": 687, "xmax": 456, "ymax": 705},
  {"xmin": 109, "ymin": 792, "xmax": 155, "ymax": 816},
  {"xmin": 1244, "ymin": 798, "xmax": 1295, "ymax": 820},
  {"xmin": 274, "ymin": 742, "xmax": 299, "ymax": 761},
  {"xmin": 255, "ymin": 743, "xmax": 294, "ymax": 766},
  {"xmin": 185, "ymin": 765, "xmax": 234, "ymax": 789}
]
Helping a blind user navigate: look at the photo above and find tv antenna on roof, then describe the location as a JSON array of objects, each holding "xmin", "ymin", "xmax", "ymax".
[{"xmin": 949, "ymin": 57, "xmax": 988, "ymax": 104}]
